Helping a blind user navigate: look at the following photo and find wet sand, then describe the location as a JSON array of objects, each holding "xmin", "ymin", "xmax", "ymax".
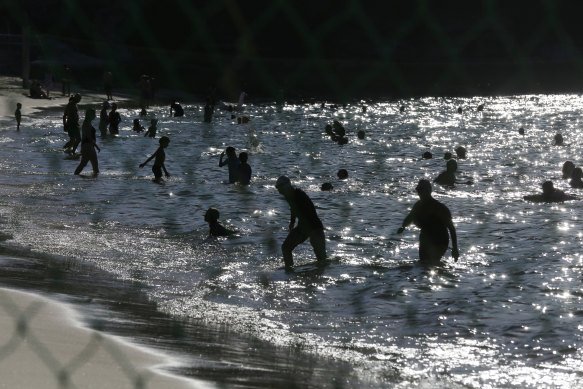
[{"xmin": 0, "ymin": 286, "xmax": 206, "ymax": 389}]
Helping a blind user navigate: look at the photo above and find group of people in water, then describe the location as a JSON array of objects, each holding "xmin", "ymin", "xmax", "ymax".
[{"xmin": 13, "ymin": 91, "xmax": 582, "ymax": 271}]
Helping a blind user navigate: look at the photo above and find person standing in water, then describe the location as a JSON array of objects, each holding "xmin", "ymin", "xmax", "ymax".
[
  {"xmin": 170, "ymin": 100, "xmax": 184, "ymax": 117},
  {"xmin": 397, "ymin": 179, "xmax": 459, "ymax": 266},
  {"xmin": 139, "ymin": 136, "xmax": 170, "ymax": 182},
  {"xmin": 63, "ymin": 93, "xmax": 81, "ymax": 154},
  {"xmin": 238, "ymin": 152, "xmax": 251, "ymax": 185},
  {"xmin": 275, "ymin": 176, "xmax": 326, "ymax": 270},
  {"xmin": 108, "ymin": 103, "xmax": 121, "ymax": 135},
  {"xmin": 98, "ymin": 101, "xmax": 109, "ymax": 137},
  {"xmin": 15, "ymin": 103, "xmax": 22, "ymax": 131},
  {"xmin": 219, "ymin": 146, "xmax": 240, "ymax": 183},
  {"xmin": 74, "ymin": 108, "xmax": 100, "ymax": 175}
]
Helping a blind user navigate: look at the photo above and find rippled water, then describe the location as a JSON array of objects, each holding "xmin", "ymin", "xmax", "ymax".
[{"xmin": 1, "ymin": 94, "xmax": 583, "ymax": 388}]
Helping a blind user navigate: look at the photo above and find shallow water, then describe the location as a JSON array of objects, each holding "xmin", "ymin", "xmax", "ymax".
[{"xmin": 1, "ymin": 95, "xmax": 583, "ymax": 388}]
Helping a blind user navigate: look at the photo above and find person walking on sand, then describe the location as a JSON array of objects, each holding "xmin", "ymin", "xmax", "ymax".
[
  {"xmin": 74, "ymin": 108, "xmax": 100, "ymax": 175},
  {"xmin": 139, "ymin": 136, "xmax": 170, "ymax": 182},
  {"xmin": 275, "ymin": 176, "xmax": 326, "ymax": 270},
  {"xmin": 397, "ymin": 179, "xmax": 459, "ymax": 266},
  {"xmin": 15, "ymin": 103, "xmax": 22, "ymax": 131}
]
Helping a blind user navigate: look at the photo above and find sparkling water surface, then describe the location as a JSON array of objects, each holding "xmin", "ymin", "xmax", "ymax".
[{"xmin": 1, "ymin": 95, "xmax": 583, "ymax": 388}]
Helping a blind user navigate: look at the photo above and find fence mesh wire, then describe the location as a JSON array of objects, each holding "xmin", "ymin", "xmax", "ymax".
[{"xmin": 1, "ymin": 1, "xmax": 583, "ymax": 388}]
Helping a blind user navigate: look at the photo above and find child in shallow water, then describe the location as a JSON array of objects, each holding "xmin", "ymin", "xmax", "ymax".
[
  {"xmin": 204, "ymin": 208, "xmax": 236, "ymax": 236},
  {"xmin": 139, "ymin": 136, "xmax": 170, "ymax": 182},
  {"xmin": 132, "ymin": 118, "xmax": 144, "ymax": 133}
]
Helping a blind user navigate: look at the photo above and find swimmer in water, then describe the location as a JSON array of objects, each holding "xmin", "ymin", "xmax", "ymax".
[
  {"xmin": 139, "ymin": 136, "xmax": 170, "ymax": 182},
  {"xmin": 434, "ymin": 159, "xmax": 458, "ymax": 187},
  {"xmin": 562, "ymin": 161, "xmax": 575, "ymax": 179},
  {"xmin": 570, "ymin": 168, "xmax": 583, "ymax": 189},
  {"xmin": 397, "ymin": 179, "xmax": 459, "ymax": 266},
  {"xmin": 523, "ymin": 180, "xmax": 577, "ymax": 202},
  {"xmin": 205, "ymin": 208, "xmax": 236, "ymax": 237},
  {"xmin": 275, "ymin": 176, "xmax": 326, "ymax": 270}
]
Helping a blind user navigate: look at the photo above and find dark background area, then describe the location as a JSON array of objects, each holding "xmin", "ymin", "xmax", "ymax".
[{"xmin": 2, "ymin": 0, "xmax": 583, "ymax": 102}]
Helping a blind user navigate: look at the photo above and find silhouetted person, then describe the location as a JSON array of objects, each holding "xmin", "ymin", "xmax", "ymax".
[
  {"xmin": 205, "ymin": 208, "xmax": 235, "ymax": 236},
  {"xmin": 457, "ymin": 107, "xmax": 463, "ymax": 114},
  {"xmin": 61, "ymin": 65, "xmax": 72, "ymax": 96},
  {"xmin": 562, "ymin": 161, "xmax": 575, "ymax": 179},
  {"xmin": 524, "ymin": 180, "xmax": 577, "ymax": 202},
  {"xmin": 554, "ymin": 133, "xmax": 564, "ymax": 146},
  {"xmin": 422, "ymin": 151, "xmax": 433, "ymax": 159},
  {"xmin": 275, "ymin": 176, "xmax": 326, "ymax": 270},
  {"xmin": 145, "ymin": 118, "xmax": 158, "ymax": 138},
  {"xmin": 98, "ymin": 101, "xmax": 109, "ymax": 137},
  {"xmin": 108, "ymin": 103, "xmax": 121, "ymax": 135},
  {"xmin": 518, "ymin": 127, "xmax": 525, "ymax": 135},
  {"xmin": 204, "ymin": 98, "xmax": 214, "ymax": 123},
  {"xmin": 337, "ymin": 169, "xmax": 348, "ymax": 180},
  {"xmin": 15, "ymin": 103, "xmax": 21, "ymax": 131},
  {"xmin": 455, "ymin": 146, "xmax": 467, "ymax": 159},
  {"xmin": 132, "ymin": 118, "xmax": 145, "ymax": 133},
  {"xmin": 397, "ymin": 179, "xmax": 459, "ymax": 265},
  {"xmin": 74, "ymin": 108, "xmax": 100, "ymax": 175},
  {"xmin": 219, "ymin": 146, "xmax": 240, "ymax": 183},
  {"xmin": 570, "ymin": 168, "xmax": 583, "ymax": 189},
  {"xmin": 170, "ymin": 100, "xmax": 184, "ymax": 117},
  {"xmin": 434, "ymin": 159, "xmax": 458, "ymax": 187},
  {"xmin": 137, "ymin": 74, "xmax": 152, "ymax": 109},
  {"xmin": 357, "ymin": 130, "xmax": 365, "ymax": 139},
  {"xmin": 30, "ymin": 81, "xmax": 48, "ymax": 99},
  {"xmin": 238, "ymin": 152, "xmax": 251, "ymax": 185},
  {"xmin": 477, "ymin": 103, "xmax": 484, "ymax": 112},
  {"xmin": 103, "ymin": 71, "xmax": 113, "ymax": 100},
  {"xmin": 63, "ymin": 94, "xmax": 81, "ymax": 154},
  {"xmin": 444, "ymin": 152, "xmax": 452, "ymax": 160},
  {"xmin": 321, "ymin": 182, "xmax": 333, "ymax": 191},
  {"xmin": 139, "ymin": 136, "xmax": 170, "ymax": 182}
]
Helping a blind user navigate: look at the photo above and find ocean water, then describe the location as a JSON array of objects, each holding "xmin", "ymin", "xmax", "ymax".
[{"xmin": 1, "ymin": 95, "xmax": 583, "ymax": 388}]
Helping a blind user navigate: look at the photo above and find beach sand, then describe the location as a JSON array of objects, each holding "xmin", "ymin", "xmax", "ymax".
[
  {"xmin": 0, "ymin": 287, "xmax": 208, "ymax": 389},
  {"xmin": 0, "ymin": 77, "xmax": 209, "ymax": 389},
  {"xmin": 0, "ymin": 76, "xmax": 131, "ymax": 119}
]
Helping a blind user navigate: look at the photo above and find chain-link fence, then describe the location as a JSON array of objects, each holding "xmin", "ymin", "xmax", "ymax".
[
  {"xmin": 0, "ymin": 288, "xmax": 189, "ymax": 389},
  {"xmin": 1, "ymin": 1, "xmax": 583, "ymax": 388},
  {"xmin": 2, "ymin": 1, "xmax": 583, "ymax": 101}
]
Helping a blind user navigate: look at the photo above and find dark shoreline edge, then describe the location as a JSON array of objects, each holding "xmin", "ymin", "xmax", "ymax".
[{"xmin": 0, "ymin": 244, "xmax": 372, "ymax": 388}]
